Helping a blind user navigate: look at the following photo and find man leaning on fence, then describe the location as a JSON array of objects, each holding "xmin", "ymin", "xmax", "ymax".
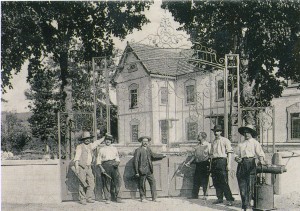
[{"xmin": 74, "ymin": 131, "xmax": 102, "ymax": 205}]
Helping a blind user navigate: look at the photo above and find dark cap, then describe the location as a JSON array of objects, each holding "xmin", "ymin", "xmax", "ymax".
[
  {"xmin": 238, "ymin": 124, "xmax": 257, "ymax": 137},
  {"xmin": 211, "ymin": 125, "xmax": 223, "ymax": 132}
]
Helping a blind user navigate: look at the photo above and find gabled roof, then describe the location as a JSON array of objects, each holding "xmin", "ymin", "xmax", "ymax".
[{"xmin": 114, "ymin": 42, "xmax": 197, "ymax": 80}]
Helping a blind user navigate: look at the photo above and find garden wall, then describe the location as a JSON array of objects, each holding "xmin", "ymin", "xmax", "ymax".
[{"xmin": 1, "ymin": 159, "xmax": 61, "ymax": 204}]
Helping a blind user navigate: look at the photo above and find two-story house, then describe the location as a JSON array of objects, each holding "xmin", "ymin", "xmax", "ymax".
[{"xmin": 113, "ymin": 42, "xmax": 228, "ymax": 147}]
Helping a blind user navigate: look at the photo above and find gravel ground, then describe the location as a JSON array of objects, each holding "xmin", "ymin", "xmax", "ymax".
[{"xmin": 2, "ymin": 194, "xmax": 300, "ymax": 211}]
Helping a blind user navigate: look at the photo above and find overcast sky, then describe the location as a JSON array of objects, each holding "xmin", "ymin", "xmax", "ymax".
[{"xmin": 1, "ymin": 0, "xmax": 190, "ymax": 113}]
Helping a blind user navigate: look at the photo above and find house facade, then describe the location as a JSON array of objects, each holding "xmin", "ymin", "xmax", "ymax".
[
  {"xmin": 272, "ymin": 81, "xmax": 300, "ymax": 146},
  {"xmin": 113, "ymin": 42, "xmax": 300, "ymax": 150},
  {"xmin": 114, "ymin": 42, "xmax": 236, "ymax": 147}
]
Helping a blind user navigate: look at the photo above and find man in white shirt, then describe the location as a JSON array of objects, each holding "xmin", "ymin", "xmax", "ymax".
[
  {"xmin": 74, "ymin": 131, "xmax": 102, "ymax": 205},
  {"xmin": 235, "ymin": 124, "xmax": 265, "ymax": 211},
  {"xmin": 210, "ymin": 125, "xmax": 235, "ymax": 206},
  {"xmin": 97, "ymin": 134, "xmax": 122, "ymax": 204}
]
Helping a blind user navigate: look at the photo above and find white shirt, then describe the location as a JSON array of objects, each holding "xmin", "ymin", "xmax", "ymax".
[
  {"xmin": 96, "ymin": 145, "xmax": 120, "ymax": 165},
  {"xmin": 211, "ymin": 136, "xmax": 233, "ymax": 158},
  {"xmin": 235, "ymin": 138, "xmax": 265, "ymax": 159}
]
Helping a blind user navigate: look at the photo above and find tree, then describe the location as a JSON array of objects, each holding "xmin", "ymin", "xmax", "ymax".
[
  {"xmin": 2, "ymin": 1, "xmax": 152, "ymax": 151},
  {"xmin": 2, "ymin": 1, "xmax": 152, "ymax": 97},
  {"xmin": 1, "ymin": 112, "xmax": 31, "ymax": 154},
  {"xmin": 162, "ymin": 0, "xmax": 300, "ymax": 102},
  {"xmin": 25, "ymin": 58, "xmax": 59, "ymax": 145}
]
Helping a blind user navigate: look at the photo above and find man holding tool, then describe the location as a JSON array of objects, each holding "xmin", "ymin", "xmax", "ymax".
[
  {"xmin": 235, "ymin": 124, "xmax": 265, "ymax": 211},
  {"xmin": 74, "ymin": 130, "xmax": 102, "ymax": 205},
  {"xmin": 97, "ymin": 134, "xmax": 123, "ymax": 204},
  {"xmin": 186, "ymin": 132, "xmax": 211, "ymax": 200}
]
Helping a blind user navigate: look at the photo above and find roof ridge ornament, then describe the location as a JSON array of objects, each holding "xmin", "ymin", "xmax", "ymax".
[{"xmin": 134, "ymin": 17, "xmax": 189, "ymax": 48}]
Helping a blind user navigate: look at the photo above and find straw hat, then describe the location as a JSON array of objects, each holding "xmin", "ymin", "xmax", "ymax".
[{"xmin": 80, "ymin": 131, "xmax": 94, "ymax": 141}]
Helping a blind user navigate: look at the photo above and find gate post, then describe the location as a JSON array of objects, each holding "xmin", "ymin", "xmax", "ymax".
[{"xmin": 224, "ymin": 56, "xmax": 229, "ymax": 138}]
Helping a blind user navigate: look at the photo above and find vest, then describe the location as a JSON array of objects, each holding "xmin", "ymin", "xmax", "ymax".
[
  {"xmin": 194, "ymin": 145, "xmax": 209, "ymax": 162},
  {"xmin": 78, "ymin": 144, "xmax": 89, "ymax": 168}
]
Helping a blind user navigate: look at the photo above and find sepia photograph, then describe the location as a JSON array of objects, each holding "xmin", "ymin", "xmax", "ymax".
[{"xmin": 1, "ymin": 0, "xmax": 300, "ymax": 210}]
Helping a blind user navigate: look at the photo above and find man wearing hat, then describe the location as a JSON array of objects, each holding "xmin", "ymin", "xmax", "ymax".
[
  {"xmin": 133, "ymin": 136, "xmax": 166, "ymax": 202},
  {"xmin": 96, "ymin": 134, "xmax": 122, "ymax": 204},
  {"xmin": 235, "ymin": 125, "xmax": 265, "ymax": 211},
  {"xmin": 74, "ymin": 131, "xmax": 102, "ymax": 205},
  {"xmin": 210, "ymin": 125, "xmax": 235, "ymax": 206}
]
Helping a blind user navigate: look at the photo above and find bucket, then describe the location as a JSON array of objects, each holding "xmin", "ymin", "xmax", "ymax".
[{"xmin": 254, "ymin": 184, "xmax": 274, "ymax": 210}]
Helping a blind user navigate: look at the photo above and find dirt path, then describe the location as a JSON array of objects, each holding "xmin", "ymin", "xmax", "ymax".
[{"xmin": 3, "ymin": 195, "xmax": 300, "ymax": 211}]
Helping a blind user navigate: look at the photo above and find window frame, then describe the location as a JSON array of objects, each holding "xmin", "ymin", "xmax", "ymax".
[
  {"xmin": 130, "ymin": 119, "xmax": 140, "ymax": 143},
  {"xmin": 159, "ymin": 120, "xmax": 168, "ymax": 144},
  {"xmin": 216, "ymin": 78, "xmax": 224, "ymax": 101},
  {"xmin": 184, "ymin": 79, "xmax": 196, "ymax": 105},
  {"xmin": 129, "ymin": 83, "xmax": 139, "ymax": 109},
  {"xmin": 287, "ymin": 103, "xmax": 300, "ymax": 142},
  {"xmin": 160, "ymin": 87, "xmax": 168, "ymax": 105},
  {"xmin": 291, "ymin": 113, "xmax": 300, "ymax": 140},
  {"xmin": 185, "ymin": 116, "xmax": 198, "ymax": 141}
]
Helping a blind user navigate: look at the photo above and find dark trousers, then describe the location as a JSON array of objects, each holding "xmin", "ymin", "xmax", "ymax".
[
  {"xmin": 211, "ymin": 158, "xmax": 234, "ymax": 201},
  {"xmin": 191, "ymin": 160, "xmax": 210, "ymax": 198},
  {"xmin": 101, "ymin": 161, "xmax": 121, "ymax": 201},
  {"xmin": 236, "ymin": 158, "xmax": 256, "ymax": 209},
  {"xmin": 138, "ymin": 173, "xmax": 157, "ymax": 200}
]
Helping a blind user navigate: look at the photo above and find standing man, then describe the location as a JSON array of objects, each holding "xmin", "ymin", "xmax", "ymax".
[
  {"xmin": 235, "ymin": 124, "xmax": 265, "ymax": 211},
  {"xmin": 133, "ymin": 136, "xmax": 166, "ymax": 202},
  {"xmin": 74, "ymin": 131, "xmax": 102, "ymax": 205},
  {"xmin": 97, "ymin": 134, "xmax": 122, "ymax": 204},
  {"xmin": 186, "ymin": 132, "xmax": 211, "ymax": 200},
  {"xmin": 210, "ymin": 125, "xmax": 235, "ymax": 206}
]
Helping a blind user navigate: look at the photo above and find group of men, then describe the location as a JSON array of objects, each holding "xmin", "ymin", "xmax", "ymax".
[
  {"xmin": 186, "ymin": 124, "xmax": 265, "ymax": 211},
  {"xmin": 73, "ymin": 123, "xmax": 265, "ymax": 211},
  {"xmin": 73, "ymin": 132, "xmax": 165, "ymax": 205}
]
